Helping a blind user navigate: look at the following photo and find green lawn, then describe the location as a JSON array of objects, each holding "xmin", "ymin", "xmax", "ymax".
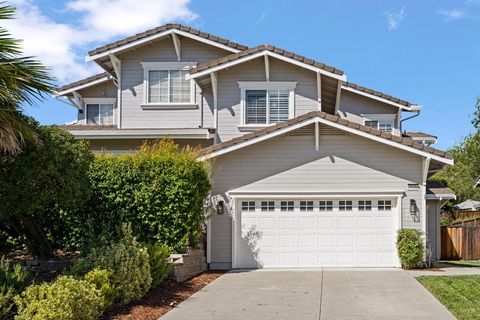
[
  {"xmin": 417, "ymin": 275, "xmax": 480, "ymax": 320},
  {"xmin": 441, "ymin": 260, "xmax": 480, "ymax": 267}
]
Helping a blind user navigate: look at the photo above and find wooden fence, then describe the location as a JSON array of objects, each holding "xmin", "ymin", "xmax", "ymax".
[{"xmin": 441, "ymin": 226, "xmax": 480, "ymax": 260}]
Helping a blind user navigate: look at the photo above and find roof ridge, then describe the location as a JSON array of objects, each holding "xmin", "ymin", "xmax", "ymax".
[
  {"xmin": 88, "ymin": 23, "xmax": 248, "ymax": 57},
  {"xmin": 199, "ymin": 111, "xmax": 451, "ymax": 160},
  {"xmin": 189, "ymin": 44, "xmax": 344, "ymax": 76}
]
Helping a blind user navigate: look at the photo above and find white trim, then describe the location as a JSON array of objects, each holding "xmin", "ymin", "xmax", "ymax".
[
  {"xmin": 84, "ymin": 99, "xmax": 116, "ymax": 126},
  {"xmin": 334, "ymin": 80, "xmax": 342, "ymax": 115},
  {"xmin": 187, "ymin": 50, "xmax": 347, "ymax": 81},
  {"xmin": 207, "ymin": 217, "xmax": 211, "ymax": 263},
  {"xmin": 171, "ymin": 32, "xmax": 181, "ymax": 61},
  {"xmin": 425, "ymin": 194, "xmax": 456, "ymax": 200},
  {"xmin": 342, "ymin": 85, "xmax": 421, "ymax": 112},
  {"xmin": 54, "ymin": 76, "xmax": 111, "ymax": 96},
  {"xmin": 362, "ymin": 115, "xmax": 395, "ymax": 134},
  {"xmin": 317, "ymin": 72, "xmax": 322, "ymax": 111},
  {"xmin": 264, "ymin": 54, "xmax": 270, "ymax": 81},
  {"xmin": 227, "ymin": 191, "xmax": 406, "ymax": 198},
  {"xmin": 211, "ymin": 72, "xmax": 218, "ymax": 144},
  {"xmin": 361, "ymin": 113, "xmax": 396, "ymax": 120},
  {"xmin": 86, "ymin": 28, "xmax": 241, "ymax": 62},
  {"xmin": 108, "ymin": 53, "xmax": 121, "ymax": 79},
  {"xmin": 315, "ymin": 121, "xmax": 319, "ymax": 151},
  {"xmin": 198, "ymin": 116, "xmax": 453, "ymax": 165},
  {"xmin": 142, "ymin": 62, "xmax": 197, "ymax": 106},
  {"xmin": 239, "ymin": 82, "xmax": 296, "ymax": 126}
]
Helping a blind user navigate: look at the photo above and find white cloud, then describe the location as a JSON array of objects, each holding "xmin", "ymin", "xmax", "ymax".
[
  {"xmin": 385, "ymin": 6, "xmax": 406, "ymax": 30},
  {"xmin": 3, "ymin": 0, "xmax": 198, "ymax": 83},
  {"xmin": 439, "ymin": 9, "xmax": 466, "ymax": 20},
  {"xmin": 66, "ymin": 0, "xmax": 197, "ymax": 41}
]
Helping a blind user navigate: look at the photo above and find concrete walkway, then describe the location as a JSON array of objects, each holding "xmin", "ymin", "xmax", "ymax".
[
  {"xmin": 407, "ymin": 262, "xmax": 480, "ymax": 277},
  {"xmin": 161, "ymin": 269, "xmax": 455, "ymax": 320}
]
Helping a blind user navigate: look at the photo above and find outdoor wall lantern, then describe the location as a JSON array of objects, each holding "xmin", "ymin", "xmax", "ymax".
[
  {"xmin": 410, "ymin": 199, "xmax": 417, "ymax": 214},
  {"xmin": 216, "ymin": 201, "xmax": 224, "ymax": 214}
]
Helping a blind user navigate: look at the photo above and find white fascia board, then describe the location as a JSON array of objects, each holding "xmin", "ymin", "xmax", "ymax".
[
  {"xmin": 342, "ymin": 86, "xmax": 419, "ymax": 111},
  {"xmin": 54, "ymin": 76, "xmax": 111, "ymax": 96},
  {"xmin": 198, "ymin": 116, "xmax": 453, "ymax": 165},
  {"xmin": 426, "ymin": 194, "xmax": 456, "ymax": 200},
  {"xmin": 227, "ymin": 191, "xmax": 405, "ymax": 198},
  {"xmin": 69, "ymin": 128, "xmax": 211, "ymax": 140},
  {"xmin": 86, "ymin": 29, "xmax": 241, "ymax": 62},
  {"xmin": 187, "ymin": 51, "xmax": 346, "ymax": 82}
]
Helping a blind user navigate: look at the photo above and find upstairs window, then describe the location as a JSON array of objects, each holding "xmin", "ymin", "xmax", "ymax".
[
  {"xmin": 364, "ymin": 120, "xmax": 393, "ymax": 133},
  {"xmin": 142, "ymin": 62, "xmax": 196, "ymax": 106},
  {"xmin": 84, "ymin": 99, "xmax": 115, "ymax": 125},
  {"xmin": 239, "ymin": 82, "xmax": 296, "ymax": 126}
]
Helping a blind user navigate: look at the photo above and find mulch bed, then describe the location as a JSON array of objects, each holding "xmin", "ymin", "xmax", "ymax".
[{"xmin": 103, "ymin": 271, "xmax": 225, "ymax": 320}]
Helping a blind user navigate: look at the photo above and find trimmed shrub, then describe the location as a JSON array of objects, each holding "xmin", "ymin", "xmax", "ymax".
[
  {"xmin": 86, "ymin": 139, "xmax": 211, "ymax": 251},
  {"xmin": 146, "ymin": 243, "xmax": 171, "ymax": 288},
  {"xmin": 14, "ymin": 276, "xmax": 103, "ymax": 320},
  {"xmin": 397, "ymin": 229, "xmax": 425, "ymax": 269},
  {"xmin": 0, "ymin": 257, "xmax": 33, "ymax": 320},
  {"xmin": 84, "ymin": 268, "xmax": 116, "ymax": 310},
  {"xmin": 71, "ymin": 224, "xmax": 151, "ymax": 306}
]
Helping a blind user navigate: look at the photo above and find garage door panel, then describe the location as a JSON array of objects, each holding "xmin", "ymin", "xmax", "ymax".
[
  {"xmin": 237, "ymin": 198, "xmax": 398, "ymax": 268},
  {"xmin": 299, "ymin": 234, "xmax": 316, "ymax": 248},
  {"xmin": 278, "ymin": 217, "xmax": 297, "ymax": 230},
  {"xmin": 317, "ymin": 216, "xmax": 336, "ymax": 229},
  {"xmin": 259, "ymin": 217, "xmax": 276, "ymax": 230}
]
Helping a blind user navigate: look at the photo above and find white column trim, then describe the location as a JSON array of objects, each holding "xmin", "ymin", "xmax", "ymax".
[
  {"xmin": 334, "ymin": 79, "xmax": 342, "ymax": 115},
  {"xmin": 264, "ymin": 54, "xmax": 270, "ymax": 81},
  {"xmin": 317, "ymin": 72, "xmax": 322, "ymax": 111},
  {"xmin": 211, "ymin": 72, "xmax": 218, "ymax": 144},
  {"xmin": 171, "ymin": 32, "xmax": 181, "ymax": 61}
]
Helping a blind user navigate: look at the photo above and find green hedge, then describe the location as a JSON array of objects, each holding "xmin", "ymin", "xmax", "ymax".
[
  {"xmin": 0, "ymin": 258, "xmax": 33, "ymax": 320},
  {"xmin": 84, "ymin": 139, "xmax": 211, "ymax": 252},
  {"xmin": 397, "ymin": 229, "xmax": 425, "ymax": 269}
]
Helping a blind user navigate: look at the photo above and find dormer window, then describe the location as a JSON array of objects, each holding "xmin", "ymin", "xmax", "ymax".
[
  {"xmin": 238, "ymin": 82, "xmax": 296, "ymax": 128},
  {"xmin": 141, "ymin": 62, "xmax": 196, "ymax": 108},
  {"xmin": 362, "ymin": 114, "xmax": 396, "ymax": 133},
  {"xmin": 84, "ymin": 98, "xmax": 116, "ymax": 125}
]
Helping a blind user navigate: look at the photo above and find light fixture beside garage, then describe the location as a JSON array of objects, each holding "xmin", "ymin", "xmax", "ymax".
[
  {"xmin": 410, "ymin": 199, "xmax": 417, "ymax": 214},
  {"xmin": 216, "ymin": 200, "xmax": 225, "ymax": 214}
]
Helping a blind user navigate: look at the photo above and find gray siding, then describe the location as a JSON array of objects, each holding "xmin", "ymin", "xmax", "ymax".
[
  {"xmin": 215, "ymin": 57, "xmax": 318, "ymax": 142},
  {"xmin": 339, "ymin": 90, "xmax": 400, "ymax": 131},
  {"xmin": 209, "ymin": 126, "xmax": 424, "ymax": 267},
  {"xmin": 119, "ymin": 37, "xmax": 225, "ymax": 129}
]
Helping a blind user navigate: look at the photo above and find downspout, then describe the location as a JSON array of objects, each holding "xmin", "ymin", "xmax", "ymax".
[{"xmin": 399, "ymin": 109, "xmax": 421, "ymax": 132}]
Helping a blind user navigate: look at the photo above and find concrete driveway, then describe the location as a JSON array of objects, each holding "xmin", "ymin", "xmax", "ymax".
[{"xmin": 161, "ymin": 269, "xmax": 455, "ymax": 320}]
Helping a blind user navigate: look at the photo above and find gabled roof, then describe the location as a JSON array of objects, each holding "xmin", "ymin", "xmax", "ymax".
[
  {"xmin": 198, "ymin": 111, "xmax": 452, "ymax": 164},
  {"xmin": 55, "ymin": 72, "xmax": 112, "ymax": 96},
  {"xmin": 87, "ymin": 23, "xmax": 248, "ymax": 59},
  {"xmin": 342, "ymin": 81, "xmax": 418, "ymax": 110},
  {"xmin": 403, "ymin": 132, "xmax": 437, "ymax": 139},
  {"xmin": 188, "ymin": 44, "xmax": 344, "ymax": 80}
]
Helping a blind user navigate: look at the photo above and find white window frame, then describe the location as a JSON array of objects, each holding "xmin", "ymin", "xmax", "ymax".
[
  {"xmin": 280, "ymin": 201, "xmax": 294, "ymax": 211},
  {"xmin": 238, "ymin": 81, "xmax": 296, "ymax": 129},
  {"xmin": 362, "ymin": 114, "xmax": 396, "ymax": 134},
  {"xmin": 83, "ymin": 98, "xmax": 116, "ymax": 125},
  {"xmin": 141, "ymin": 62, "xmax": 197, "ymax": 109},
  {"xmin": 319, "ymin": 200, "xmax": 333, "ymax": 211}
]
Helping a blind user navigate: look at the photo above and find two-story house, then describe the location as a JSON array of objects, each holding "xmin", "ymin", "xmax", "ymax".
[{"xmin": 55, "ymin": 24, "xmax": 454, "ymax": 269}]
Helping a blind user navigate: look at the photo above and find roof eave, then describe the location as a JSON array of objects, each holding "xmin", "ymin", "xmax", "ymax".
[
  {"xmin": 86, "ymin": 28, "xmax": 242, "ymax": 62},
  {"xmin": 187, "ymin": 50, "xmax": 346, "ymax": 82}
]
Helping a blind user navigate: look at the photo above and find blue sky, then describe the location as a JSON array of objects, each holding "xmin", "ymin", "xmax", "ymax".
[{"xmin": 7, "ymin": 0, "xmax": 480, "ymax": 149}]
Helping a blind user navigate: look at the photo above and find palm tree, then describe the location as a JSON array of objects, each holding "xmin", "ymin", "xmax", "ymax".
[{"xmin": 0, "ymin": 5, "xmax": 54, "ymax": 154}]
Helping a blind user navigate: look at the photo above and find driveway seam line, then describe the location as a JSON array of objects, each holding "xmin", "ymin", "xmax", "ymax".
[{"xmin": 319, "ymin": 268, "xmax": 324, "ymax": 320}]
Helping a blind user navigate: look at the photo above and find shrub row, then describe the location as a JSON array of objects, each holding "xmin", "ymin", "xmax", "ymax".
[
  {"xmin": 4, "ymin": 225, "xmax": 171, "ymax": 320},
  {"xmin": 1, "ymin": 137, "xmax": 211, "ymax": 257}
]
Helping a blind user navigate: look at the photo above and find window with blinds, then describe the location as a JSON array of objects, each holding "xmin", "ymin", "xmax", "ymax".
[
  {"xmin": 148, "ymin": 69, "xmax": 190, "ymax": 103},
  {"xmin": 86, "ymin": 104, "xmax": 113, "ymax": 125},
  {"xmin": 245, "ymin": 90, "xmax": 290, "ymax": 125}
]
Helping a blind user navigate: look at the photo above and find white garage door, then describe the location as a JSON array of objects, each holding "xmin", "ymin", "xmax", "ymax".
[{"xmin": 234, "ymin": 198, "xmax": 400, "ymax": 268}]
